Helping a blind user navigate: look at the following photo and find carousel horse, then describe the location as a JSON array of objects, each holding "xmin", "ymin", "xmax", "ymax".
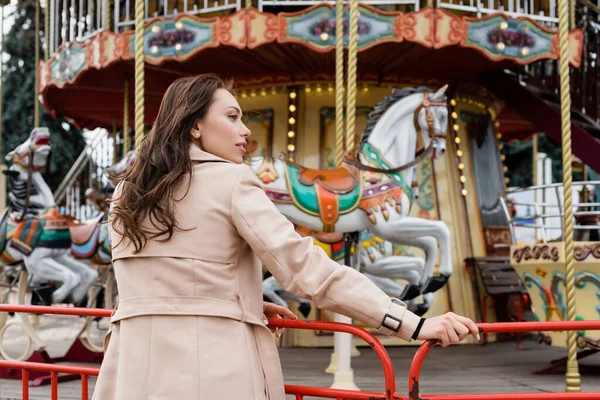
[
  {"xmin": 0, "ymin": 128, "xmax": 107, "ymax": 305},
  {"xmin": 263, "ymin": 227, "xmax": 434, "ymax": 316},
  {"xmin": 250, "ymin": 86, "xmax": 451, "ymax": 299}
]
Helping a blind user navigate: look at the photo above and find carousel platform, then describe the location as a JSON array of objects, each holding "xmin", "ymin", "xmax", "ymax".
[{"xmin": 0, "ymin": 313, "xmax": 599, "ymax": 399}]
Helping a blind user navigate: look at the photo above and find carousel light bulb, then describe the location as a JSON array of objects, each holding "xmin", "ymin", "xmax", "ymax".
[
  {"xmin": 328, "ymin": 84, "xmax": 334, "ymax": 92},
  {"xmin": 289, "ymin": 104, "xmax": 296, "ymax": 112},
  {"xmin": 287, "ymin": 144, "xmax": 295, "ymax": 152},
  {"xmin": 320, "ymin": 32, "xmax": 329, "ymax": 41},
  {"xmin": 363, "ymin": 84, "xmax": 369, "ymax": 92},
  {"xmin": 241, "ymin": 91, "xmax": 248, "ymax": 98},
  {"xmin": 316, "ymin": 84, "xmax": 322, "ymax": 93},
  {"xmin": 175, "ymin": 43, "xmax": 182, "ymax": 51},
  {"xmin": 261, "ymin": 89, "xmax": 267, "ymax": 96},
  {"xmin": 457, "ymin": 150, "xmax": 463, "ymax": 157},
  {"xmin": 498, "ymin": 143, "xmax": 504, "ymax": 150},
  {"xmin": 462, "ymin": 189, "xmax": 468, "ymax": 196},
  {"xmin": 453, "ymin": 124, "xmax": 459, "ymax": 131},
  {"xmin": 452, "ymin": 112, "xmax": 458, "ymax": 119},
  {"xmin": 455, "ymin": 137, "xmax": 461, "ymax": 144},
  {"xmin": 251, "ymin": 89, "xmax": 257, "ymax": 97},
  {"xmin": 289, "ymin": 117, "xmax": 296, "ymax": 125},
  {"xmin": 288, "ymin": 131, "xmax": 295, "ymax": 138},
  {"xmin": 497, "ymin": 42, "xmax": 506, "ymax": 50},
  {"xmin": 271, "ymin": 87, "xmax": 277, "ymax": 95},
  {"xmin": 501, "ymin": 154, "xmax": 506, "ymax": 161},
  {"xmin": 503, "ymin": 166, "xmax": 508, "ymax": 172},
  {"xmin": 496, "ymin": 133, "xmax": 502, "ymax": 139},
  {"xmin": 305, "ymin": 86, "xmax": 312, "ymax": 93},
  {"xmin": 460, "ymin": 175, "xmax": 467, "ymax": 183},
  {"xmin": 459, "ymin": 163, "xmax": 465, "ymax": 170},
  {"xmin": 175, "ymin": 21, "xmax": 183, "ymax": 29},
  {"xmin": 505, "ymin": 177, "xmax": 510, "ymax": 184},
  {"xmin": 289, "ymin": 92, "xmax": 297, "ymax": 99},
  {"xmin": 151, "ymin": 45, "xmax": 159, "ymax": 54},
  {"xmin": 450, "ymin": 99, "xmax": 456, "ymax": 106},
  {"xmin": 152, "ymin": 26, "xmax": 160, "ymax": 33},
  {"xmin": 500, "ymin": 21, "xmax": 508, "ymax": 30}
]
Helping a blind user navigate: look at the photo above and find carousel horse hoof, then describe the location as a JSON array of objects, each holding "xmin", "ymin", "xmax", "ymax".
[
  {"xmin": 298, "ymin": 302, "xmax": 311, "ymax": 318},
  {"xmin": 410, "ymin": 303, "xmax": 430, "ymax": 317},
  {"xmin": 400, "ymin": 284, "xmax": 423, "ymax": 301},
  {"xmin": 422, "ymin": 274, "xmax": 450, "ymax": 294},
  {"xmin": 31, "ymin": 285, "xmax": 55, "ymax": 306}
]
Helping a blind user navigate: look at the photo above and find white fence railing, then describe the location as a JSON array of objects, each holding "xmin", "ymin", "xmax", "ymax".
[
  {"xmin": 436, "ymin": 0, "xmax": 558, "ymax": 25},
  {"xmin": 113, "ymin": 0, "xmax": 241, "ymax": 33},
  {"xmin": 501, "ymin": 181, "xmax": 600, "ymax": 244},
  {"xmin": 50, "ymin": 0, "xmax": 109, "ymax": 53},
  {"xmin": 258, "ymin": 0, "xmax": 419, "ymax": 11}
]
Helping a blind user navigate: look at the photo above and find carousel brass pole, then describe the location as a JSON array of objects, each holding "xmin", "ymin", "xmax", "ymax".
[
  {"xmin": 134, "ymin": 0, "xmax": 145, "ymax": 150},
  {"xmin": 569, "ymin": 0, "xmax": 575, "ymax": 30},
  {"xmin": 123, "ymin": 79, "xmax": 130, "ymax": 154},
  {"xmin": 45, "ymin": 0, "xmax": 50, "ymax": 60},
  {"xmin": 112, "ymin": 118, "xmax": 118, "ymax": 164},
  {"xmin": 532, "ymin": 134, "xmax": 538, "ymax": 186},
  {"xmin": 34, "ymin": 0, "xmax": 41, "ymax": 128},
  {"xmin": 557, "ymin": 0, "xmax": 580, "ymax": 388},
  {"xmin": 334, "ymin": 0, "xmax": 344, "ymax": 167},
  {"xmin": 345, "ymin": 0, "xmax": 359, "ymax": 155},
  {"xmin": 105, "ymin": 0, "xmax": 112, "ymax": 31}
]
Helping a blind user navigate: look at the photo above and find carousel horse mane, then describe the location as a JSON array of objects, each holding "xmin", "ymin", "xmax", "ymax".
[
  {"xmin": 361, "ymin": 86, "xmax": 435, "ymax": 145},
  {"xmin": 6, "ymin": 173, "xmax": 44, "ymax": 218}
]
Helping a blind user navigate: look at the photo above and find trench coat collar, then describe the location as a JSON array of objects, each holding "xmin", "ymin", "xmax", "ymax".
[{"xmin": 189, "ymin": 143, "xmax": 234, "ymax": 164}]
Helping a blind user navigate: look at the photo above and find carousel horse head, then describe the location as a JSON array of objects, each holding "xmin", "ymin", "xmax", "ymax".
[
  {"xmin": 5, "ymin": 127, "xmax": 51, "ymax": 179},
  {"xmin": 361, "ymin": 85, "xmax": 448, "ymax": 163}
]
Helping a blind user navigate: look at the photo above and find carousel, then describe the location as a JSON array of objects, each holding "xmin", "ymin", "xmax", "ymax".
[{"xmin": 0, "ymin": 0, "xmax": 596, "ymax": 392}]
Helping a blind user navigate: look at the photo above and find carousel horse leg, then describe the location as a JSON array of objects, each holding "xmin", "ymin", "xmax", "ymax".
[
  {"xmin": 24, "ymin": 250, "xmax": 81, "ymax": 305},
  {"xmin": 373, "ymin": 216, "xmax": 451, "ymax": 296},
  {"xmin": 55, "ymin": 253, "xmax": 98, "ymax": 306},
  {"xmin": 262, "ymin": 276, "xmax": 290, "ymax": 308}
]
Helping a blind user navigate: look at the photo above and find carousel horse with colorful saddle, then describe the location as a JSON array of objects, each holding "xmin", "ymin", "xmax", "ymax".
[
  {"xmin": 262, "ymin": 226, "xmax": 435, "ymax": 316},
  {"xmin": 251, "ymin": 86, "xmax": 452, "ymax": 301},
  {"xmin": 0, "ymin": 128, "xmax": 109, "ymax": 306}
]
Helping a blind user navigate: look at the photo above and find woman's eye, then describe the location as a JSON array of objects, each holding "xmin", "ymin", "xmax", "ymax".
[{"xmin": 228, "ymin": 114, "xmax": 238, "ymax": 121}]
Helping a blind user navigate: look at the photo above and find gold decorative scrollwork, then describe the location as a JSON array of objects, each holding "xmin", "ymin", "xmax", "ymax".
[
  {"xmin": 574, "ymin": 243, "xmax": 600, "ymax": 262},
  {"xmin": 513, "ymin": 245, "xmax": 560, "ymax": 263}
]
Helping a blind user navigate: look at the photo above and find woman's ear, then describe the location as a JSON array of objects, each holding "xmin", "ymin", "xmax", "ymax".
[{"xmin": 190, "ymin": 122, "xmax": 202, "ymax": 139}]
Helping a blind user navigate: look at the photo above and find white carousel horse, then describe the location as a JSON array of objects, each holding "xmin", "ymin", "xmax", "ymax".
[
  {"xmin": 263, "ymin": 229, "xmax": 435, "ymax": 316},
  {"xmin": 250, "ymin": 86, "xmax": 451, "ymax": 296},
  {"xmin": 0, "ymin": 128, "xmax": 98, "ymax": 305}
]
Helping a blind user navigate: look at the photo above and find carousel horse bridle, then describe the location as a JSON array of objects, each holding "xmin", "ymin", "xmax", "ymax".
[{"xmin": 344, "ymin": 91, "xmax": 447, "ymax": 174}]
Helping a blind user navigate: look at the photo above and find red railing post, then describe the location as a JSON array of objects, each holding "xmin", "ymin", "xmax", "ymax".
[{"xmin": 409, "ymin": 320, "xmax": 600, "ymax": 400}]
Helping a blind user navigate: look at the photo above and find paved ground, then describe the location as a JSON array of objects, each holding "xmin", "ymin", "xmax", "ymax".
[{"xmin": 0, "ymin": 314, "xmax": 600, "ymax": 399}]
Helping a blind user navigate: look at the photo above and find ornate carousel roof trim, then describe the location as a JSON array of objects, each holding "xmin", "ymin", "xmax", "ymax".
[{"xmin": 39, "ymin": 5, "xmax": 583, "ymax": 103}]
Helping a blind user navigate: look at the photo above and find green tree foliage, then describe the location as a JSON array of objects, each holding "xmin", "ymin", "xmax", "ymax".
[
  {"xmin": 501, "ymin": 134, "xmax": 565, "ymax": 188},
  {"xmin": 2, "ymin": 0, "xmax": 86, "ymax": 191}
]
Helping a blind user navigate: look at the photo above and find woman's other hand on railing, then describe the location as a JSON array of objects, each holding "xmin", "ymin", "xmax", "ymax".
[{"xmin": 417, "ymin": 312, "xmax": 480, "ymax": 347}]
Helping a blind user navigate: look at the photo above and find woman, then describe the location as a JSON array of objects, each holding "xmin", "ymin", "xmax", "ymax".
[{"xmin": 93, "ymin": 74, "xmax": 479, "ymax": 400}]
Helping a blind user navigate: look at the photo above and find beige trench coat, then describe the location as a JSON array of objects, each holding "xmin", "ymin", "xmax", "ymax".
[{"xmin": 92, "ymin": 144, "xmax": 420, "ymax": 400}]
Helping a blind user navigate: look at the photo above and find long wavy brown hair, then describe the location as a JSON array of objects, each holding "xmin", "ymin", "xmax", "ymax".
[{"xmin": 109, "ymin": 74, "xmax": 234, "ymax": 253}]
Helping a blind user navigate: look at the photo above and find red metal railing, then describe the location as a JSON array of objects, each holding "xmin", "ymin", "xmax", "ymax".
[
  {"xmin": 270, "ymin": 318, "xmax": 405, "ymax": 399},
  {"xmin": 408, "ymin": 321, "xmax": 600, "ymax": 400},
  {"xmin": 0, "ymin": 305, "xmax": 405, "ymax": 400}
]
